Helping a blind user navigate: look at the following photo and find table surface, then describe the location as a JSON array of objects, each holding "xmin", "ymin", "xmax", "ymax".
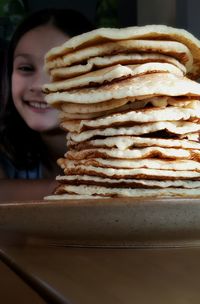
[
  {"xmin": 1, "ymin": 245, "xmax": 200, "ymax": 304},
  {"xmin": 0, "ymin": 258, "xmax": 45, "ymax": 303},
  {"xmin": 0, "ymin": 179, "xmax": 57, "ymax": 202},
  {"xmin": 1, "ymin": 179, "xmax": 200, "ymax": 303}
]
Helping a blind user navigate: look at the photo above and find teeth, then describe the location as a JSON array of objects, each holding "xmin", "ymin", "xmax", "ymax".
[{"xmin": 29, "ymin": 102, "xmax": 49, "ymax": 109}]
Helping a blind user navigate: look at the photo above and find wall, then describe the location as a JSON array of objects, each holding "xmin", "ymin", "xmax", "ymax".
[
  {"xmin": 26, "ymin": 0, "xmax": 138, "ymax": 27},
  {"xmin": 23, "ymin": 0, "xmax": 200, "ymax": 37},
  {"xmin": 26, "ymin": 0, "xmax": 98, "ymax": 23},
  {"xmin": 138, "ymin": 0, "xmax": 200, "ymax": 38},
  {"xmin": 137, "ymin": 0, "xmax": 176, "ymax": 26}
]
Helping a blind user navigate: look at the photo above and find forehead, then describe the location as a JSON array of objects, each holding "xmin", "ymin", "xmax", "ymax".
[{"xmin": 14, "ymin": 24, "xmax": 69, "ymax": 58}]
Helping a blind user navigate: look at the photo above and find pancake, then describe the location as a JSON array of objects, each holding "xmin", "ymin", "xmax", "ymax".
[
  {"xmin": 43, "ymin": 25, "xmax": 200, "ymax": 200},
  {"xmin": 59, "ymin": 99, "xmax": 200, "ymax": 120},
  {"xmin": 179, "ymin": 133, "xmax": 200, "ymax": 141},
  {"xmin": 59, "ymin": 97, "xmax": 199, "ymax": 114},
  {"xmin": 63, "ymin": 164, "xmax": 200, "ymax": 180},
  {"xmin": 65, "ymin": 121, "xmax": 200, "ymax": 141},
  {"xmin": 56, "ymin": 174, "xmax": 200, "ymax": 188},
  {"xmin": 44, "ymin": 62, "xmax": 184, "ymax": 93},
  {"xmin": 44, "ymin": 187, "xmax": 200, "ymax": 199},
  {"xmin": 60, "ymin": 96, "xmax": 140, "ymax": 115},
  {"xmin": 62, "ymin": 105, "xmax": 200, "ymax": 133},
  {"xmin": 45, "ymin": 40, "xmax": 192, "ymax": 73},
  {"xmin": 45, "ymin": 73, "xmax": 200, "ymax": 105},
  {"xmin": 67, "ymin": 136, "xmax": 200, "ymax": 150},
  {"xmin": 59, "ymin": 102, "xmax": 142, "ymax": 120},
  {"xmin": 50, "ymin": 53, "xmax": 186, "ymax": 80},
  {"xmin": 44, "ymin": 194, "xmax": 104, "ymax": 200},
  {"xmin": 50, "ymin": 184, "xmax": 200, "ymax": 198},
  {"xmin": 45, "ymin": 24, "xmax": 200, "ymax": 79},
  {"xmin": 66, "ymin": 147, "xmax": 200, "ymax": 161},
  {"xmin": 43, "ymin": 64, "xmax": 134, "ymax": 93},
  {"xmin": 59, "ymin": 158, "xmax": 200, "ymax": 171},
  {"xmin": 44, "ymin": 174, "xmax": 200, "ymax": 198}
]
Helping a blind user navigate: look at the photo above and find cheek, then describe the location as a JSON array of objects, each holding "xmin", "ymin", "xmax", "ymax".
[{"xmin": 11, "ymin": 73, "xmax": 26, "ymax": 107}]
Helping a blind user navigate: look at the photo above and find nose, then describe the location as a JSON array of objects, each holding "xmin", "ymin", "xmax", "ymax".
[{"xmin": 29, "ymin": 68, "xmax": 49, "ymax": 93}]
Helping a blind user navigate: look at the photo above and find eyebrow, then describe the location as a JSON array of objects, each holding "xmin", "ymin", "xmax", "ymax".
[{"xmin": 14, "ymin": 53, "xmax": 33, "ymax": 60}]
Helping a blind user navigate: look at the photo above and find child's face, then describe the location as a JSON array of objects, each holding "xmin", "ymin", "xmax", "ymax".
[{"xmin": 12, "ymin": 24, "xmax": 68, "ymax": 132}]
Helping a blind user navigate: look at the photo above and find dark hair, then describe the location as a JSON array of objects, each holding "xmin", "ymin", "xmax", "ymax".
[
  {"xmin": 0, "ymin": 38, "xmax": 7, "ymax": 108},
  {"xmin": 0, "ymin": 9, "xmax": 94, "ymax": 170}
]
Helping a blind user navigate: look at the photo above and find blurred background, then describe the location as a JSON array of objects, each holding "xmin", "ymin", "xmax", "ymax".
[{"xmin": 1, "ymin": 0, "xmax": 200, "ymax": 44}]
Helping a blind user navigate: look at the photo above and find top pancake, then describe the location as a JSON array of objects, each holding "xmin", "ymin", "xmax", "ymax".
[
  {"xmin": 45, "ymin": 24, "xmax": 200, "ymax": 79},
  {"xmin": 45, "ymin": 40, "xmax": 192, "ymax": 72}
]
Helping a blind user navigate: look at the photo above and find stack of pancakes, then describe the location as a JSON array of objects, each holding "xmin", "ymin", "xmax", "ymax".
[{"xmin": 43, "ymin": 24, "xmax": 200, "ymax": 199}]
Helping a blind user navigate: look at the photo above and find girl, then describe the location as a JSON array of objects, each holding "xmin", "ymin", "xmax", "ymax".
[{"xmin": 0, "ymin": 8, "xmax": 93, "ymax": 179}]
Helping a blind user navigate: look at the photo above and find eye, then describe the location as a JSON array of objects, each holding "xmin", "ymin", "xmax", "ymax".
[{"xmin": 17, "ymin": 65, "xmax": 34, "ymax": 73}]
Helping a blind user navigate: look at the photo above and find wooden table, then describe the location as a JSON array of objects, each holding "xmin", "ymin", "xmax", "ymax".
[
  {"xmin": 1, "ymin": 245, "xmax": 200, "ymax": 304},
  {"xmin": 0, "ymin": 258, "xmax": 45, "ymax": 303},
  {"xmin": 1, "ymin": 179, "xmax": 200, "ymax": 303}
]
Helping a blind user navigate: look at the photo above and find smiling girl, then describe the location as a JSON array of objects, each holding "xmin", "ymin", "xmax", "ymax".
[{"xmin": 0, "ymin": 8, "xmax": 93, "ymax": 179}]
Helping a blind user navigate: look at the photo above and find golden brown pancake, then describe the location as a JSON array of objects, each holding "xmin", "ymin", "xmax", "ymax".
[
  {"xmin": 45, "ymin": 73, "xmax": 200, "ymax": 106},
  {"xmin": 49, "ymin": 53, "xmax": 186, "ymax": 80},
  {"xmin": 45, "ymin": 24, "xmax": 200, "ymax": 79}
]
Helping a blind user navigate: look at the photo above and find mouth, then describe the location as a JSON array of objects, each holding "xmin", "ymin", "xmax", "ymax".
[{"xmin": 24, "ymin": 100, "xmax": 51, "ymax": 110}]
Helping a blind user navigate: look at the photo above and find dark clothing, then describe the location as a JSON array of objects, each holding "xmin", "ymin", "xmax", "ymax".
[{"xmin": 0, "ymin": 153, "xmax": 41, "ymax": 179}]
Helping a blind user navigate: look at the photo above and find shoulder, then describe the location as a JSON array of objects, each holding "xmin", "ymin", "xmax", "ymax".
[{"xmin": 0, "ymin": 152, "xmax": 42, "ymax": 179}]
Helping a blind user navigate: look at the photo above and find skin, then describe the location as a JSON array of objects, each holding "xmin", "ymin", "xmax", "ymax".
[
  {"xmin": 9, "ymin": 24, "xmax": 69, "ymax": 178},
  {"xmin": 12, "ymin": 23, "xmax": 68, "ymax": 132}
]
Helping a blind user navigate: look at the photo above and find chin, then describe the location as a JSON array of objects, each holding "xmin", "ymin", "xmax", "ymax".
[{"xmin": 28, "ymin": 123, "xmax": 58, "ymax": 133}]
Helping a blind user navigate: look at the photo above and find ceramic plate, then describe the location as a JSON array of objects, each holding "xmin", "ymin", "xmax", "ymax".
[{"xmin": 1, "ymin": 197, "xmax": 200, "ymax": 247}]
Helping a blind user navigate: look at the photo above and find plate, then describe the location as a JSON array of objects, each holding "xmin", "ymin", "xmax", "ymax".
[{"xmin": 1, "ymin": 197, "xmax": 200, "ymax": 247}]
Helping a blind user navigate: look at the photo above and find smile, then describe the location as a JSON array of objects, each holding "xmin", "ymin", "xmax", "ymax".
[{"xmin": 26, "ymin": 101, "xmax": 51, "ymax": 110}]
